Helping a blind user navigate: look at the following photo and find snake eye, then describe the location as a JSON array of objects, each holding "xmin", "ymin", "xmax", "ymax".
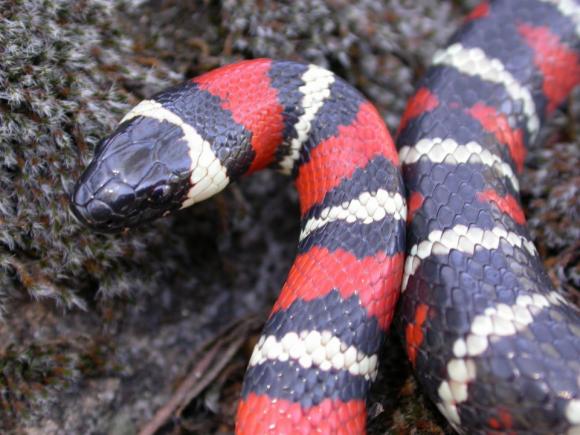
[{"xmin": 151, "ymin": 184, "xmax": 172, "ymax": 203}]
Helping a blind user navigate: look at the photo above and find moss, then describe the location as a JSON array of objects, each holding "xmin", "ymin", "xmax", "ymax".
[
  {"xmin": 0, "ymin": 338, "xmax": 114, "ymax": 431},
  {"xmin": 0, "ymin": 0, "xmax": 184, "ymax": 427},
  {"xmin": 0, "ymin": 0, "xmax": 184, "ymax": 310}
]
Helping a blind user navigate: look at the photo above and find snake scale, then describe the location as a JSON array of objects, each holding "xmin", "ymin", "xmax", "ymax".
[{"xmin": 70, "ymin": 0, "xmax": 580, "ymax": 433}]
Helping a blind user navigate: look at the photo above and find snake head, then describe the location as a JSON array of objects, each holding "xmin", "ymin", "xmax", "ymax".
[{"xmin": 70, "ymin": 112, "xmax": 193, "ymax": 232}]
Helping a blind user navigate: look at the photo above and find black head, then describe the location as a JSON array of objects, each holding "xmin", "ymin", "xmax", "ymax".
[{"xmin": 70, "ymin": 114, "xmax": 193, "ymax": 232}]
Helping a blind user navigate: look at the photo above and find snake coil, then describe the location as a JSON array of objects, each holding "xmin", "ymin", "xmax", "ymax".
[{"xmin": 71, "ymin": 0, "xmax": 580, "ymax": 433}]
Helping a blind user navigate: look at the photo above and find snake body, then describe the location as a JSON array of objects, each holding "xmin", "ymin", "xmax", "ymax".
[
  {"xmin": 71, "ymin": 0, "xmax": 580, "ymax": 433},
  {"xmin": 396, "ymin": 1, "xmax": 580, "ymax": 432}
]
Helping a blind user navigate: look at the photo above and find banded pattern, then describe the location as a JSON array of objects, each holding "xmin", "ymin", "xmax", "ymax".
[
  {"xmin": 119, "ymin": 99, "xmax": 230, "ymax": 207},
  {"xmin": 399, "ymin": 138, "xmax": 520, "ymax": 191},
  {"xmin": 233, "ymin": 61, "xmax": 405, "ymax": 434},
  {"xmin": 69, "ymin": 0, "xmax": 580, "ymax": 433},
  {"xmin": 71, "ymin": 59, "xmax": 405, "ymax": 433},
  {"xmin": 396, "ymin": 0, "xmax": 580, "ymax": 433},
  {"xmin": 432, "ymin": 43, "xmax": 540, "ymax": 139},
  {"xmin": 277, "ymin": 64, "xmax": 336, "ymax": 174}
]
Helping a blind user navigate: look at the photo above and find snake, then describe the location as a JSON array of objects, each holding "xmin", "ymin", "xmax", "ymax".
[{"xmin": 70, "ymin": 0, "xmax": 580, "ymax": 433}]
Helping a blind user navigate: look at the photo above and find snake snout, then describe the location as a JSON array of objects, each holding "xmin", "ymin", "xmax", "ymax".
[
  {"xmin": 71, "ymin": 171, "xmax": 187, "ymax": 232},
  {"xmin": 71, "ymin": 153, "xmax": 191, "ymax": 232},
  {"xmin": 70, "ymin": 174, "xmax": 139, "ymax": 232}
]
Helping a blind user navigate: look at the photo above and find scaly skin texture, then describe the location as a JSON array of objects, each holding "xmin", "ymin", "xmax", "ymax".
[
  {"xmin": 71, "ymin": 59, "xmax": 405, "ymax": 433},
  {"xmin": 70, "ymin": 0, "xmax": 580, "ymax": 433},
  {"xmin": 396, "ymin": 0, "xmax": 580, "ymax": 433}
]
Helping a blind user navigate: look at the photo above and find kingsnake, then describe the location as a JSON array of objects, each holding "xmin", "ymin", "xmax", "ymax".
[{"xmin": 70, "ymin": 0, "xmax": 580, "ymax": 433}]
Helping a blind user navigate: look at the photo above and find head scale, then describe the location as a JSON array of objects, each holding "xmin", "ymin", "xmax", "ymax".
[{"xmin": 70, "ymin": 99, "xmax": 198, "ymax": 232}]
